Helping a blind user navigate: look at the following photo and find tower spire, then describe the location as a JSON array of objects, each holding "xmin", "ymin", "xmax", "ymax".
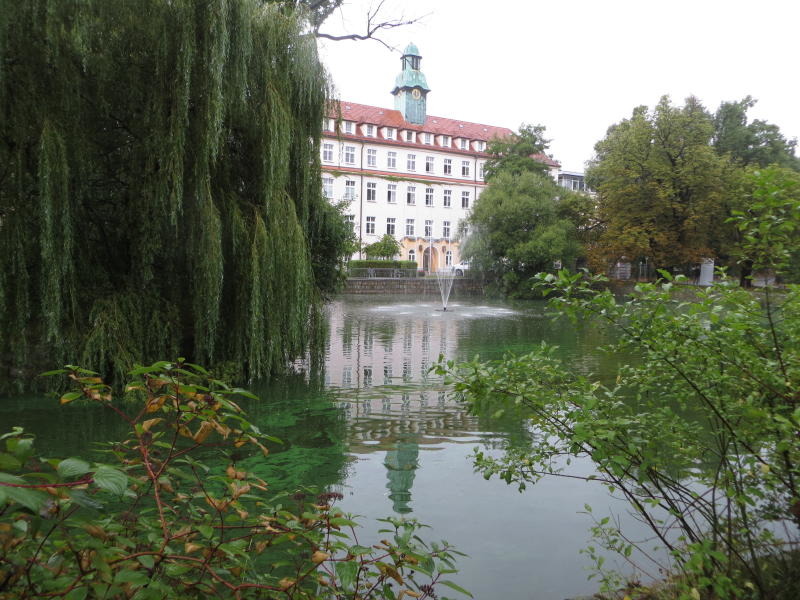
[{"xmin": 391, "ymin": 43, "xmax": 430, "ymax": 124}]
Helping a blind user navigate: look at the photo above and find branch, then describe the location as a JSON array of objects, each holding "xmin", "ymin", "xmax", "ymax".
[{"xmin": 315, "ymin": 0, "xmax": 428, "ymax": 52}]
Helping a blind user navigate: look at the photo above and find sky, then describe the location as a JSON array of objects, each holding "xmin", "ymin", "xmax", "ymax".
[{"xmin": 317, "ymin": 0, "xmax": 800, "ymax": 172}]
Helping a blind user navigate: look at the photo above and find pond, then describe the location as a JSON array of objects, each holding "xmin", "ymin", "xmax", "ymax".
[{"xmin": 1, "ymin": 294, "xmax": 648, "ymax": 600}]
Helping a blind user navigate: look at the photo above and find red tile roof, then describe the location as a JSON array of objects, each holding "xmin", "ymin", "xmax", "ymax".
[
  {"xmin": 329, "ymin": 100, "xmax": 514, "ymax": 142},
  {"xmin": 326, "ymin": 100, "xmax": 561, "ymax": 168}
]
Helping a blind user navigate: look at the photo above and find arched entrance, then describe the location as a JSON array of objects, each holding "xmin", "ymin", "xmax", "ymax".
[{"xmin": 422, "ymin": 246, "xmax": 439, "ymax": 273}]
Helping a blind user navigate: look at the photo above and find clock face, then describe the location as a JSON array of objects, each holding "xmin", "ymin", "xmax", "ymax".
[{"xmin": 411, "ymin": 88, "xmax": 421, "ymax": 100}]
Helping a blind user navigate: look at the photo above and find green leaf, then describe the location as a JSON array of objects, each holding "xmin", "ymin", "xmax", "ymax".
[
  {"xmin": 58, "ymin": 458, "xmax": 92, "ymax": 479},
  {"xmin": 93, "ymin": 465, "xmax": 128, "ymax": 496},
  {"xmin": 439, "ymin": 579, "xmax": 473, "ymax": 597},
  {"xmin": 65, "ymin": 587, "xmax": 89, "ymax": 600},
  {"xmin": 0, "ymin": 473, "xmax": 48, "ymax": 511},
  {"xmin": 115, "ymin": 569, "xmax": 150, "ymax": 586},
  {"xmin": 335, "ymin": 560, "xmax": 358, "ymax": 589},
  {"xmin": 68, "ymin": 489, "xmax": 104, "ymax": 510},
  {"xmin": 0, "ymin": 452, "xmax": 22, "ymax": 470}
]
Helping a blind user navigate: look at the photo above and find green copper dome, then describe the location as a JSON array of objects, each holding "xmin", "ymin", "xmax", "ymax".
[
  {"xmin": 402, "ymin": 42, "xmax": 421, "ymax": 57},
  {"xmin": 392, "ymin": 69, "xmax": 429, "ymax": 94}
]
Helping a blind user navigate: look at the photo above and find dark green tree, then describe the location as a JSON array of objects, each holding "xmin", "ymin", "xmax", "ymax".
[
  {"xmin": 586, "ymin": 96, "xmax": 735, "ymax": 272},
  {"xmin": 482, "ymin": 124, "xmax": 551, "ymax": 181},
  {"xmin": 0, "ymin": 0, "xmax": 352, "ymax": 389},
  {"xmin": 363, "ymin": 234, "xmax": 402, "ymax": 260},
  {"xmin": 713, "ymin": 96, "xmax": 800, "ymax": 170},
  {"xmin": 464, "ymin": 171, "xmax": 582, "ymax": 296}
]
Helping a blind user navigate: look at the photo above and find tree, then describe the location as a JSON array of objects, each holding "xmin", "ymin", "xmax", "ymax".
[
  {"xmin": 0, "ymin": 0, "xmax": 353, "ymax": 389},
  {"xmin": 586, "ymin": 96, "xmax": 735, "ymax": 272},
  {"xmin": 713, "ymin": 96, "xmax": 800, "ymax": 170},
  {"xmin": 363, "ymin": 234, "xmax": 401, "ymax": 260},
  {"xmin": 464, "ymin": 171, "xmax": 582, "ymax": 295},
  {"xmin": 482, "ymin": 124, "xmax": 551, "ymax": 182}
]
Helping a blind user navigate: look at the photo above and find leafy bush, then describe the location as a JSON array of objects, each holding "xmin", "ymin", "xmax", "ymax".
[
  {"xmin": 348, "ymin": 260, "xmax": 417, "ymax": 270},
  {"xmin": 0, "ymin": 361, "xmax": 468, "ymax": 599}
]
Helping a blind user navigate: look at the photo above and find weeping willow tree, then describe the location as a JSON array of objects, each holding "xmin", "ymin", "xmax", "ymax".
[{"xmin": 0, "ymin": 0, "xmax": 353, "ymax": 391}]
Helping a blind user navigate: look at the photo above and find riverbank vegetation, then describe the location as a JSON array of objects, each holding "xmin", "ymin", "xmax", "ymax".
[
  {"xmin": 442, "ymin": 173, "xmax": 800, "ymax": 598},
  {"xmin": 0, "ymin": 0, "xmax": 355, "ymax": 393}
]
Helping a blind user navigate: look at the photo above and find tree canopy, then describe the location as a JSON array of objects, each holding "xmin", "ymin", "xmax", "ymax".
[
  {"xmin": 464, "ymin": 171, "xmax": 582, "ymax": 295},
  {"xmin": 482, "ymin": 124, "xmax": 551, "ymax": 182},
  {"xmin": 0, "ymin": 0, "xmax": 352, "ymax": 389},
  {"xmin": 363, "ymin": 234, "xmax": 401, "ymax": 260},
  {"xmin": 586, "ymin": 96, "xmax": 735, "ymax": 271}
]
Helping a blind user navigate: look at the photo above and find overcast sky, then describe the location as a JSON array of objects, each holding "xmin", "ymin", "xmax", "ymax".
[{"xmin": 317, "ymin": 0, "xmax": 800, "ymax": 172}]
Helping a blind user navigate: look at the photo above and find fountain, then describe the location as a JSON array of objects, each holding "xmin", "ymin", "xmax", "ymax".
[{"xmin": 435, "ymin": 267, "xmax": 456, "ymax": 311}]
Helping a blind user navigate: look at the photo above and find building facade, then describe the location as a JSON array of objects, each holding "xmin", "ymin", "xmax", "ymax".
[{"xmin": 321, "ymin": 43, "xmax": 559, "ymax": 272}]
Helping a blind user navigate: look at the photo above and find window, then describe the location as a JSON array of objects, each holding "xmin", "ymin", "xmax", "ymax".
[
  {"xmin": 478, "ymin": 162, "xmax": 484, "ymax": 179},
  {"xmin": 406, "ymin": 186, "xmax": 416, "ymax": 205},
  {"xmin": 386, "ymin": 217, "xmax": 396, "ymax": 235},
  {"xmin": 442, "ymin": 220, "xmax": 451, "ymax": 238},
  {"xmin": 406, "ymin": 130, "xmax": 414, "ymax": 142},
  {"xmin": 323, "ymin": 118, "xmax": 333, "ymax": 131},
  {"xmin": 322, "ymin": 176, "xmax": 333, "ymax": 199},
  {"xmin": 405, "ymin": 218, "xmax": 414, "ymax": 236},
  {"xmin": 366, "ymin": 124, "xmax": 375, "ymax": 137},
  {"xmin": 441, "ymin": 135, "xmax": 450, "ymax": 147},
  {"xmin": 407, "ymin": 154, "xmax": 416, "ymax": 171},
  {"xmin": 460, "ymin": 138, "xmax": 468, "ymax": 150},
  {"xmin": 477, "ymin": 140, "xmax": 485, "ymax": 151},
  {"xmin": 366, "ymin": 216, "xmax": 375, "ymax": 234},
  {"xmin": 443, "ymin": 189, "xmax": 452, "ymax": 207},
  {"xmin": 322, "ymin": 143, "xmax": 333, "ymax": 162},
  {"xmin": 367, "ymin": 148, "xmax": 377, "ymax": 167},
  {"xmin": 425, "ymin": 187, "xmax": 434, "ymax": 206},
  {"xmin": 461, "ymin": 191, "xmax": 470, "ymax": 208},
  {"xmin": 424, "ymin": 133, "xmax": 432, "ymax": 145},
  {"xmin": 366, "ymin": 182, "xmax": 376, "ymax": 202},
  {"xmin": 344, "ymin": 146, "xmax": 355, "ymax": 165},
  {"xmin": 424, "ymin": 220, "xmax": 432, "ymax": 237},
  {"xmin": 387, "ymin": 183, "xmax": 397, "ymax": 203},
  {"xmin": 425, "ymin": 156, "xmax": 434, "ymax": 173},
  {"xmin": 408, "ymin": 249, "xmax": 416, "ymax": 262},
  {"xmin": 386, "ymin": 127, "xmax": 396, "ymax": 140},
  {"xmin": 345, "ymin": 214, "xmax": 355, "ymax": 230},
  {"xmin": 443, "ymin": 159, "xmax": 452, "ymax": 175},
  {"xmin": 445, "ymin": 250, "xmax": 453, "ymax": 266},
  {"xmin": 344, "ymin": 179, "xmax": 356, "ymax": 200},
  {"xmin": 344, "ymin": 121, "xmax": 354, "ymax": 134},
  {"xmin": 387, "ymin": 151, "xmax": 397, "ymax": 169},
  {"xmin": 461, "ymin": 160, "xmax": 470, "ymax": 177}
]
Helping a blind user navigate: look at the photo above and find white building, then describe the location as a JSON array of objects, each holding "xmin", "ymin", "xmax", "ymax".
[{"xmin": 321, "ymin": 43, "xmax": 560, "ymax": 272}]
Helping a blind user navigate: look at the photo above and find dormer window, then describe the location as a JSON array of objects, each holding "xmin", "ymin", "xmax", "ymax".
[
  {"xmin": 476, "ymin": 140, "xmax": 486, "ymax": 152},
  {"xmin": 459, "ymin": 138, "xmax": 468, "ymax": 150},
  {"xmin": 424, "ymin": 133, "xmax": 432, "ymax": 144},
  {"xmin": 386, "ymin": 127, "xmax": 396, "ymax": 140},
  {"xmin": 406, "ymin": 130, "xmax": 414, "ymax": 142},
  {"xmin": 441, "ymin": 135, "xmax": 450, "ymax": 147},
  {"xmin": 343, "ymin": 121, "xmax": 354, "ymax": 134},
  {"xmin": 366, "ymin": 124, "xmax": 375, "ymax": 137},
  {"xmin": 323, "ymin": 118, "xmax": 333, "ymax": 131}
]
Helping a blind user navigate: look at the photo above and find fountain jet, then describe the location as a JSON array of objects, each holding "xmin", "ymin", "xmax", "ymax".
[{"xmin": 435, "ymin": 267, "xmax": 456, "ymax": 311}]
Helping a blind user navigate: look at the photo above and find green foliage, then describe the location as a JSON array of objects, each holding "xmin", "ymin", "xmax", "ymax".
[
  {"xmin": 713, "ymin": 96, "xmax": 800, "ymax": 170},
  {"xmin": 441, "ymin": 260, "xmax": 800, "ymax": 596},
  {"xmin": 348, "ymin": 260, "xmax": 418, "ymax": 270},
  {"xmin": 363, "ymin": 235, "xmax": 402, "ymax": 260},
  {"xmin": 483, "ymin": 124, "xmax": 551, "ymax": 182},
  {"xmin": 0, "ymin": 362, "xmax": 467, "ymax": 599},
  {"xmin": 0, "ymin": 0, "xmax": 353, "ymax": 389},
  {"xmin": 464, "ymin": 171, "xmax": 582, "ymax": 296},
  {"xmin": 587, "ymin": 96, "xmax": 737, "ymax": 272}
]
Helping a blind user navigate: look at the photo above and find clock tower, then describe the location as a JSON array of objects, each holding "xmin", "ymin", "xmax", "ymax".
[{"xmin": 391, "ymin": 43, "xmax": 430, "ymax": 125}]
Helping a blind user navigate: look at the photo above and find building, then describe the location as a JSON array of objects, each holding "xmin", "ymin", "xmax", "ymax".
[
  {"xmin": 557, "ymin": 170, "xmax": 592, "ymax": 194},
  {"xmin": 321, "ymin": 43, "xmax": 560, "ymax": 272}
]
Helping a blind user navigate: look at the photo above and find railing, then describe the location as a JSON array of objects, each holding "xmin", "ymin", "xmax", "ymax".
[{"xmin": 348, "ymin": 268, "xmax": 418, "ymax": 279}]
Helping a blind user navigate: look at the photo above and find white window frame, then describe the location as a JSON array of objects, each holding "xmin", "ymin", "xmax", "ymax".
[
  {"xmin": 406, "ymin": 185, "xmax": 416, "ymax": 205},
  {"xmin": 366, "ymin": 182, "xmax": 376, "ymax": 202},
  {"xmin": 322, "ymin": 176, "xmax": 333, "ymax": 199},
  {"xmin": 366, "ymin": 124, "xmax": 375, "ymax": 137},
  {"xmin": 425, "ymin": 187, "xmax": 434, "ymax": 206},
  {"xmin": 344, "ymin": 179, "xmax": 356, "ymax": 200},
  {"xmin": 407, "ymin": 154, "xmax": 416, "ymax": 171},
  {"xmin": 461, "ymin": 160, "xmax": 470, "ymax": 177},
  {"xmin": 387, "ymin": 151, "xmax": 397, "ymax": 169},
  {"xmin": 344, "ymin": 121, "xmax": 354, "ymax": 134},
  {"xmin": 445, "ymin": 250, "xmax": 453, "ymax": 266},
  {"xmin": 344, "ymin": 145, "xmax": 355, "ymax": 165},
  {"xmin": 386, "ymin": 217, "xmax": 396, "ymax": 235},
  {"xmin": 443, "ymin": 189, "xmax": 452, "ymax": 207},
  {"xmin": 460, "ymin": 138, "xmax": 468, "ymax": 150},
  {"xmin": 405, "ymin": 218, "xmax": 415, "ymax": 236},
  {"xmin": 424, "ymin": 219, "xmax": 433, "ymax": 237},
  {"xmin": 441, "ymin": 135, "xmax": 450, "ymax": 147},
  {"xmin": 408, "ymin": 249, "xmax": 416, "ymax": 262},
  {"xmin": 461, "ymin": 190, "xmax": 470, "ymax": 209},
  {"xmin": 442, "ymin": 221, "xmax": 451, "ymax": 239},
  {"xmin": 386, "ymin": 127, "xmax": 396, "ymax": 140},
  {"xmin": 387, "ymin": 183, "xmax": 397, "ymax": 203},
  {"xmin": 365, "ymin": 216, "xmax": 375, "ymax": 234},
  {"xmin": 425, "ymin": 156, "xmax": 434, "ymax": 173},
  {"xmin": 424, "ymin": 133, "xmax": 432, "ymax": 145},
  {"xmin": 367, "ymin": 148, "xmax": 377, "ymax": 167},
  {"xmin": 443, "ymin": 159, "xmax": 452, "ymax": 175},
  {"xmin": 322, "ymin": 143, "xmax": 333, "ymax": 162}
]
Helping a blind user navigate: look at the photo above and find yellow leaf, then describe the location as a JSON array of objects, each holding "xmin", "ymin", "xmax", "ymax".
[
  {"xmin": 278, "ymin": 578, "xmax": 295, "ymax": 591},
  {"xmin": 184, "ymin": 542, "xmax": 202, "ymax": 554},
  {"xmin": 141, "ymin": 418, "xmax": 163, "ymax": 432},
  {"xmin": 311, "ymin": 551, "xmax": 330, "ymax": 564},
  {"xmin": 193, "ymin": 421, "xmax": 214, "ymax": 443}
]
